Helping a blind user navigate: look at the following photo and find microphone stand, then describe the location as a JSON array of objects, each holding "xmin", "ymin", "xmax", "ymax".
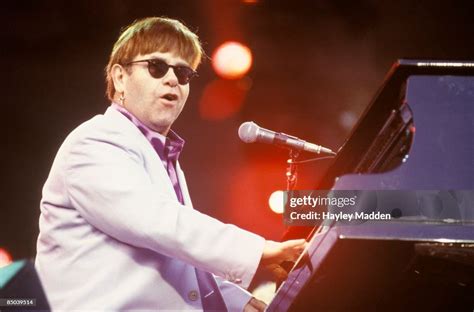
[
  {"xmin": 286, "ymin": 149, "xmax": 300, "ymax": 191},
  {"xmin": 251, "ymin": 149, "xmax": 302, "ymax": 295},
  {"xmin": 274, "ymin": 149, "xmax": 301, "ymax": 290},
  {"xmin": 279, "ymin": 149, "xmax": 338, "ymax": 290}
]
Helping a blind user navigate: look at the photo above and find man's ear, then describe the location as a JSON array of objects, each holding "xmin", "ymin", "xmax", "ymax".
[{"xmin": 111, "ymin": 64, "xmax": 127, "ymax": 94}]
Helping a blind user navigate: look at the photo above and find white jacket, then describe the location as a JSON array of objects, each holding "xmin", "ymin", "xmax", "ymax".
[{"xmin": 36, "ymin": 107, "xmax": 265, "ymax": 311}]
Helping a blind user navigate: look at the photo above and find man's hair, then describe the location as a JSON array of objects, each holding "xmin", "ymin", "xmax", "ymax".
[{"xmin": 105, "ymin": 17, "xmax": 203, "ymax": 101}]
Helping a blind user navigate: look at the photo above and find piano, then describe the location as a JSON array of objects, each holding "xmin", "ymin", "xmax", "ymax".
[{"xmin": 267, "ymin": 60, "xmax": 474, "ymax": 311}]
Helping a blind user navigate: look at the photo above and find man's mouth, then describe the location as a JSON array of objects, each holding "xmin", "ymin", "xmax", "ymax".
[{"xmin": 161, "ymin": 93, "xmax": 178, "ymax": 101}]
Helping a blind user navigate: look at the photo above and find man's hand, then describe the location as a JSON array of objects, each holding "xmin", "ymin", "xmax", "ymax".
[
  {"xmin": 261, "ymin": 239, "xmax": 307, "ymax": 265},
  {"xmin": 258, "ymin": 239, "xmax": 307, "ymax": 282},
  {"xmin": 244, "ymin": 297, "xmax": 267, "ymax": 312}
]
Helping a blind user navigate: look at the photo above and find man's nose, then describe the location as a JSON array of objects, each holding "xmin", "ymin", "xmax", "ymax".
[{"xmin": 162, "ymin": 68, "xmax": 178, "ymax": 86}]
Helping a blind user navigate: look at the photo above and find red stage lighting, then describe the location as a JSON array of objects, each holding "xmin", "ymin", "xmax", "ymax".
[
  {"xmin": 0, "ymin": 247, "xmax": 13, "ymax": 268},
  {"xmin": 199, "ymin": 78, "xmax": 251, "ymax": 120},
  {"xmin": 212, "ymin": 41, "xmax": 253, "ymax": 80}
]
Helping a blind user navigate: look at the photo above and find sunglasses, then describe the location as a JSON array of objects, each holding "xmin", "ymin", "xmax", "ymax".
[{"xmin": 124, "ymin": 58, "xmax": 197, "ymax": 85}]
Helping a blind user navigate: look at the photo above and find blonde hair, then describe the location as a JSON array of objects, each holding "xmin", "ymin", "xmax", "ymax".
[{"xmin": 105, "ymin": 17, "xmax": 203, "ymax": 101}]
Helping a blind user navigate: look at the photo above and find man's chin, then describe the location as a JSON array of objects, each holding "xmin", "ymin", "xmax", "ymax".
[{"xmin": 149, "ymin": 119, "xmax": 175, "ymax": 135}]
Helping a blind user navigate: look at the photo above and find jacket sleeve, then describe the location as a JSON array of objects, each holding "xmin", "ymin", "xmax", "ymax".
[
  {"xmin": 215, "ymin": 275, "xmax": 253, "ymax": 312},
  {"xmin": 64, "ymin": 130, "xmax": 265, "ymax": 288}
]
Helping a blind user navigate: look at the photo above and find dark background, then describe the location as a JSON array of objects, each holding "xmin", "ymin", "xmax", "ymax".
[{"xmin": 1, "ymin": 0, "xmax": 474, "ymax": 259}]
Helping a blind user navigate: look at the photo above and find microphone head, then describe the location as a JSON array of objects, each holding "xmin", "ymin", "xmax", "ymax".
[{"xmin": 238, "ymin": 121, "xmax": 259, "ymax": 143}]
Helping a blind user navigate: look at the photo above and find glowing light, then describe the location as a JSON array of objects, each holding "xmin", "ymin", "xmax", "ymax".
[
  {"xmin": 199, "ymin": 78, "xmax": 251, "ymax": 120},
  {"xmin": 268, "ymin": 190, "xmax": 285, "ymax": 214},
  {"xmin": 212, "ymin": 41, "xmax": 253, "ymax": 79},
  {"xmin": 339, "ymin": 110, "xmax": 357, "ymax": 130},
  {"xmin": 0, "ymin": 248, "xmax": 12, "ymax": 268}
]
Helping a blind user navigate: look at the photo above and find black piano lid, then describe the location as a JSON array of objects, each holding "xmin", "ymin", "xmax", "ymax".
[
  {"xmin": 271, "ymin": 60, "xmax": 474, "ymax": 311},
  {"xmin": 316, "ymin": 59, "xmax": 474, "ymax": 190}
]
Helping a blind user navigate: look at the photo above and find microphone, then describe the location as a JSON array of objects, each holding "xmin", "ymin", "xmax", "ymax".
[{"xmin": 238, "ymin": 121, "xmax": 336, "ymax": 155}]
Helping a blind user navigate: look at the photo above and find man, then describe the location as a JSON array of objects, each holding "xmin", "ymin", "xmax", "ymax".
[{"xmin": 36, "ymin": 17, "xmax": 306, "ymax": 311}]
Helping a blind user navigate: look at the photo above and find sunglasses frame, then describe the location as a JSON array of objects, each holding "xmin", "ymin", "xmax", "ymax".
[{"xmin": 123, "ymin": 58, "xmax": 198, "ymax": 85}]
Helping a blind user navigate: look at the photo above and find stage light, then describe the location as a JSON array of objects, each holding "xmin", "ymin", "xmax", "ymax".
[
  {"xmin": 269, "ymin": 190, "xmax": 285, "ymax": 214},
  {"xmin": 199, "ymin": 78, "xmax": 251, "ymax": 120},
  {"xmin": 0, "ymin": 247, "xmax": 13, "ymax": 268},
  {"xmin": 339, "ymin": 110, "xmax": 358, "ymax": 130},
  {"xmin": 212, "ymin": 41, "xmax": 253, "ymax": 79}
]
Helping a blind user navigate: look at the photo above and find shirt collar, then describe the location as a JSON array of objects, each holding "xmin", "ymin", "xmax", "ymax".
[{"xmin": 111, "ymin": 103, "xmax": 185, "ymax": 162}]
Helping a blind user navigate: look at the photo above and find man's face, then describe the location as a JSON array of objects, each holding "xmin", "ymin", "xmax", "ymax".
[{"xmin": 120, "ymin": 51, "xmax": 191, "ymax": 135}]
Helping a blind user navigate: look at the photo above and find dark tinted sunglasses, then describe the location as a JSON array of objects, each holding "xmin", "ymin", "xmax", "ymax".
[{"xmin": 124, "ymin": 58, "xmax": 197, "ymax": 85}]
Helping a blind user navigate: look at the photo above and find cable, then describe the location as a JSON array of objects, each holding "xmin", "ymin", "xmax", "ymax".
[{"xmin": 287, "ymin": 155, "xmax": 336, "ymax": 165}]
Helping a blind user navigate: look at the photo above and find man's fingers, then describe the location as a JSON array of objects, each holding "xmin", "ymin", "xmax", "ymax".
[
  {"xmin": 282, "ymin": 239, "xmax": 307, "ymax": 261},
  {"xmin": 244, "ymin": 298, "xmax": 267, "ymax": 312},
  {"xmin": 283, "ymin": 239, "xmax": 307, "ymax": 254},
  {"xmin": 249, "ymin": 297, "xmax": 267, "ymax": 311},
  {"xmin": 266, "ymin": 263, "xmax": 289, "ymax": 281},
  {"xmin": 282, "ymin": 238, "xmax": 306, "ymax": 249},
  {"xmin": 243, "ymin": 303, "xmax": 258, "ymax": 312},
  {"xmin": 261, "ymin": 239, "xmax": 307, "ymax": 266}
]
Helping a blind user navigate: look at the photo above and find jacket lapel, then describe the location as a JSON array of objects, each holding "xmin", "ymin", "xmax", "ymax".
[{"xmin": 104, "ymin": 107, "xmax": 178, "ymax": 201}]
